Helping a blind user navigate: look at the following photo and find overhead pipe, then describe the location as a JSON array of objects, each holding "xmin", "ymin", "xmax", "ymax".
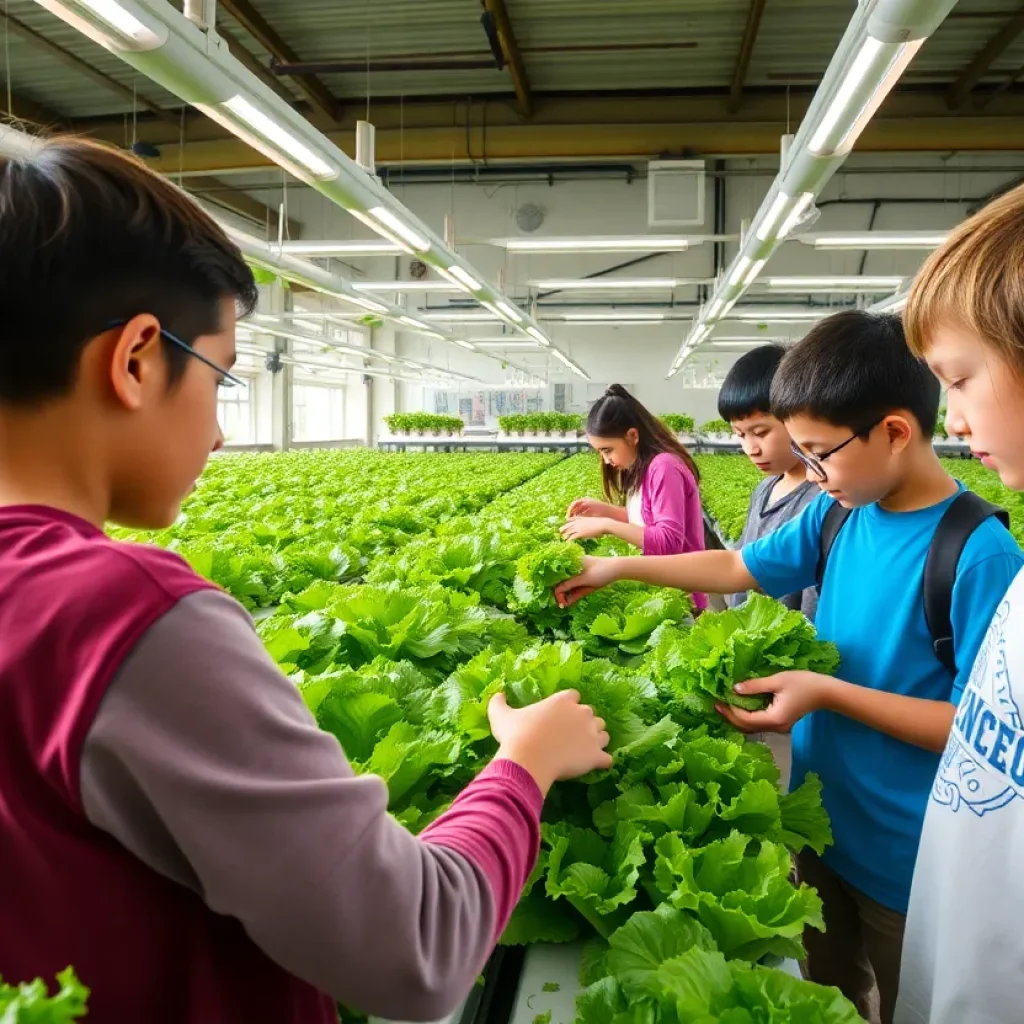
[
  {"xmin": 30, "ymin": 0, "xmax": 587, "ymax": 378},
  {"xmin": 667, "ymin": 0, "xmax": 960, "ymax": 377}
]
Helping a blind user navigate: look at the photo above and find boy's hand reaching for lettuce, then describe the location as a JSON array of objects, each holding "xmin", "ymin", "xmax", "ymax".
[
  {"xmin": 715, "ymin": 670, "xmax": 833, "ymax": 734},
  {"xmin": 489, "ymin": 689, "xmax": 612, "ymax": 795},
  {"xmin": 553, "ymin": 555, "xmax": 622, "ymax": 607}
]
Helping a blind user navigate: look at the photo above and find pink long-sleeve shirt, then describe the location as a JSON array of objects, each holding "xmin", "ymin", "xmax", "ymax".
[
  {"xmin": 0, "ymin": 505, "xmax": 542, "ymax": 1024},
  {"xmin": 638, "ymin": 452, "xmax": 708, "ymax": 610}
]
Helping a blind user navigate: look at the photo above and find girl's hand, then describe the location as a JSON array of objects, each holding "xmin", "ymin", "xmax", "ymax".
[
  {"xmin": 714, "ymin": 671, "xmax": 834, "ymax": 733},
  {"xmin": 567, "ymin": 498, "xmax": 603, "ymax": 518},
  {"xmin": 560, "ymin": 516, "xmax": 609, "ymax": 542},
  {"xmin": 489, "ymin": 690, "xmax": 612, "ymax": 794}
]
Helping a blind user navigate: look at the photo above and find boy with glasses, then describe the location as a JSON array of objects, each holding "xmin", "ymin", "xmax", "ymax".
[
  {"xmin": 0, "ymin": 137, "xmax": 613, "ymax": 1024},
  {"xmin": 556, "ymin": 309, "xmax": 1023, "ymax": 1024}
]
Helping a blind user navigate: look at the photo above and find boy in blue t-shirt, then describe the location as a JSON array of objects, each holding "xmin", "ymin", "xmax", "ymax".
[{"xmin": 555, "ymin": 310, "xmax": 1023, "ymax": 1024}]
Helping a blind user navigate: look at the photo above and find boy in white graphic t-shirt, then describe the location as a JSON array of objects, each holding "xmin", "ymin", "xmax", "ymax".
[{"xmin": 896, "ymin": 180, "xmax": 1024, "ymax": 1024}]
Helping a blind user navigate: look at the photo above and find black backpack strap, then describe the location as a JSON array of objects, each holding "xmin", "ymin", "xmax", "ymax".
[
  {"xmin": 816, "ymin": 500, "xmax": 853, "ymax": 593},
  {"xmin": 924, "ymin": 490, "xmax": 1010, "ymax": 676}
]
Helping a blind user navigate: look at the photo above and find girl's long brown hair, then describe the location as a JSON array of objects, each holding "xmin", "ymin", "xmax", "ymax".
[{"xmin": 586, "ymin": 384, "xmax": 700, "ymax": 502}]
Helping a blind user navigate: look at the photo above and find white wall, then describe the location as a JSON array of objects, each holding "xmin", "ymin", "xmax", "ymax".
[{"xmin": 245, "ymin": 150, "xmax": 1024, "ymax": 427}]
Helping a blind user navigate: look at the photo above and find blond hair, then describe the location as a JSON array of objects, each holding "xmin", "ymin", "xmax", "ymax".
[{"xmin": 905, "ymin": 183, "xmax": 1024, "ymax": 375}]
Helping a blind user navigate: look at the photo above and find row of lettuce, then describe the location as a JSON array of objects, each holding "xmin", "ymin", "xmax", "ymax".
[{"xmin": 114, "ymin": 450, "xmax": 859, "ymax": 1023}]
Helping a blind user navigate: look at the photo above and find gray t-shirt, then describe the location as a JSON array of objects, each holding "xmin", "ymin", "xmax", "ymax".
[
  {"xmin": 895, "ymin": 566, "xmax": 1024, "ymax": 1024},
  {"xmin": 726, "ymin": 476, "xmax": 819, "ymax": 620}
]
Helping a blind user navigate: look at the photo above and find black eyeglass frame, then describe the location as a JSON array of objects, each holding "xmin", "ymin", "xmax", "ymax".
[
  {"xmin": 104, "ymin": 319, "xmax": 246, "ymax": 389},
  {"xmin": 790, "ymin": 418, "xmax": 884, "ymax": 482}
]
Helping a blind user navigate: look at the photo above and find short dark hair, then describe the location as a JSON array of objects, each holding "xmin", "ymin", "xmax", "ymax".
[
  {"xmin": 718, "ymin": 343, "xmax": 788, "ymax": 421},
  {"xmin": 0, "ymin": 136, "xmax": 257, "ymax": 406},
  {"xmin": 770, "ymin": 310, "xmax": 939, "ymax": 437}
]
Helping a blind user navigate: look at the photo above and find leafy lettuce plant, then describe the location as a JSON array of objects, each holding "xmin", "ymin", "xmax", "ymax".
[
  {"xmin": 571, "ymin": 585, "xmax": 692, "ymax": 659},
  {"xmin": 0, "ymin": 967, "xmax": 89, "ymax": 1022},
  {"xmin": 653, "ymin": 830, "xmax": 824, "ymax": 962},
  {"xmin": 647, "ymin": 594, "xmax": 840, "ymax": 711},
  {"xmin": 576, "ymin": 904, "xmax": 859, "ymax": 1024},
  {"xmin": 510, "ymin": 541, "xmax": 585, "ymax": 627}
]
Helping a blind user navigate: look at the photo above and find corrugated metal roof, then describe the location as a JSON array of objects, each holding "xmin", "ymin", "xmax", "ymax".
[
  {"xmin": 1, "ymin": 0, "xmax": 1022, "ymax": 120},
  {"xmin": 0, "ymin": 0, "xmax": 182, "ymax": 118}
]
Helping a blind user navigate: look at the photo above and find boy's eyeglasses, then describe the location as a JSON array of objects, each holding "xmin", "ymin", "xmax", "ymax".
[
  {"xmin": 790, "ymin": 418, "xmax": 883, "ymax": 482},
  {"xmin": 104, "ymin": 319, "xmax": 246, "ymax": 389}
]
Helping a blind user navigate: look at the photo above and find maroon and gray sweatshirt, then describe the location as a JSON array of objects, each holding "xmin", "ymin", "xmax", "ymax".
[{"xmin": 0, "ymin": 506, "xmax": 542, "ymax": 1024}]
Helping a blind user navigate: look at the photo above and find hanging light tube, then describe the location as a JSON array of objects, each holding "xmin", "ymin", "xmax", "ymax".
[
  {"xmin": 526, "ymin": 327, "xmax": 552, "ymax": 347},
  {"xmin": 281, "ymin": 240, "xmax": 403, "ymax": 256},
  {"xmin": 505, "ymin": 237, "xmax": 691, "ymax": 253},
  {"xmin": 809, "ymin": 37, "xmax": 924, "ymax": 157},
  {"xmin": 531, "ymin": 278, "xmax": 680, "ymax": 290},
  {"xmin": 33, "ymin": 0, "xmax": 166, "ymax": 50},
  {"xmin": 766, "ymin": 275, "xmax": 905, "ymax": 292},
  {"xmin": 809, "ymin": 231, "xmax": 949, "ymax": 250}
]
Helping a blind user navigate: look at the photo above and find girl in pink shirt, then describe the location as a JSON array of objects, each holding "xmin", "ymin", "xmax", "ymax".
[{"xmin": 561, "ymin": 384, "xmax": 708, "ymax": 611}]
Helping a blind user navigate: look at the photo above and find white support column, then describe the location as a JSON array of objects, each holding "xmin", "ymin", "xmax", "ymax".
[{"xmin": 369, "ymin": 324, "xmax": 399, "ymax": 445}]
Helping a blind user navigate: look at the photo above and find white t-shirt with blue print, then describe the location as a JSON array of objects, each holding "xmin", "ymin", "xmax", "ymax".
[
  {"xmin": 896, "ymin": 565, "xmax": 1024, "ymax": 1024},
  {"xmin": 742, "ymin": 485, "xmax": 1023, "ymax": 913}
]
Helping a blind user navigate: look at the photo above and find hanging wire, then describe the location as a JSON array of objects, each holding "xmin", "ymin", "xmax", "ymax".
[{"xmin": 4, "ymin": 0, "xmax": 13, "ymax": 119}]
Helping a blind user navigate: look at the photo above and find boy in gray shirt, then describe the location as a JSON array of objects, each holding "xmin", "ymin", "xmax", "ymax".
[
  {"xmin": 718, "ymin": 344, "xmax": 819, "ymax": 620},
  {"xmin": 716, "ymin": 344, "xmax": 821, "ymax": 788}
]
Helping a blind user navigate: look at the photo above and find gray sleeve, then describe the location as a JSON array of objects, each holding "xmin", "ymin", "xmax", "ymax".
[
  {"xmin": 725, "ymin": 479, "xmax": 768, "ymax": 609},
  {"xmin": 80, "ymin": 590, "xmax": 496, "ymax": 1021}
]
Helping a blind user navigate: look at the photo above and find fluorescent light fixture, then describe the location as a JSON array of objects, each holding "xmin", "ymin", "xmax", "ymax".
[
  {"xmin": 767, "ymin": 276, "xmax": 904, "ymax": 292},
  {"xmin": 809, "ymin": 37, "xmax": 924, "ymax": 157},
  {"xmin": 526, "ymin": 327, "xmax": 551, "ymax": 347},
  {"xmin": 453, "ymin": 339, "xmax": 477, "ymax": 351},
  {"xmin": 505, "ymin": 237, "xmax": 690, "ymax": 253},
  {"xmin": 197, "ymin": 96, "xmax": 338, "ymax": 182},
  {"xmin": 399, "ymin": 316, "xmax": 432, "ymax": 330},
  {"xmin": 532, "ymin": 278, "xmax": 679, "ymax": 290},
  {"xmin": 811, "ymin": 232, "xmax": 948, "ymax": 250},
  {"xmin": 495, "ymin": 300, "xmax": 525, "ymax": 322},
  {"xmin": 342, "ymin": 295, "xmax": 389, "ymax": 314},
  {"xmin": 281, "ymin": 240, "xmax": 403, "ymax": 255},
  {"xmin": 34, "ymin": 0, "xmax": 166, "ymax": 51},
  {"xmin": 552, "ymin": 350, "xmax": 574, "ymax": 368},
  {"xmin": 731, "ymin": 308, "xmax": 828, "ymax": 322},
  {"xmin": 756, "ymin": 191, "xmax": 814, "ymax": 242},
  {"xmin": 726, "ymin": 256, "xmax": 759, "ymax": 288},
  {"xmin": 422, "ymin": 311, "xmax": 501, "ymax": 322},
  {"xmin": 474, "ymin": 341, "xmax": 541, "ymax": 349},
  {"xmin": 354, "ymin": 280, "xmax": 459, "ymax": 293},
  {"xmin": 562, "ymin": 312, "xmax": 666, "ymax": 322},
  {"xmin": 445, "ymin": 265, "xmax": 483, "ymax": 292},
  {"xmin": 871, "ymin": 291, "xmax": 909, "ymax": 313},
  {"xmin": 706, "ymin": 296, "xmax": 738, "ymax": 321},
  {"xmin": 353, "ymin": 205, "xmax": 430, "ymax": 254}
]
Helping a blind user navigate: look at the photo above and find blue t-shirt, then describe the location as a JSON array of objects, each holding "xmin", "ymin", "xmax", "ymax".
[{"xmin": 743, "ymin": 485, "xmax": 1023, "ymax": 912}]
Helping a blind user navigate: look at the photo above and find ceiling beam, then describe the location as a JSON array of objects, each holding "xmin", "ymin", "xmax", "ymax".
[
  {"xmin": 216, "ymin": 0, "xmax": 341, "ymax": 122},
  {"xmin": 484, "ymin": 0, "xmax": 534, "ymax": 117},
  {"xmin": 75, "ymin": 90, "xmax": 1024, "ymax": 168},
  {"xmin": 728, "ymin": 0, "xmax": 768, "ymax": 113},
  {"xmin": 947, "ymin": 4, "xmax": 1024, "ymax": 109},
  {"xmin": 218, "ymin": 24, "xmax": 299, "ymax": 108}
]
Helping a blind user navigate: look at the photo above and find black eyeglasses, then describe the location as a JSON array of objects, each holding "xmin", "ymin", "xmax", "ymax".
[
  {"xmin": 104, "ymin": 319, "xmax": 245, "ymax": 389},
  {"xmin": 790, "ymin": 419, "xmax": 883, "ymax": 482}
]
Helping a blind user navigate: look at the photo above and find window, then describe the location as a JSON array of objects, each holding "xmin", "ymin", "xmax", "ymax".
[
  {"xmin": 293, "ymin": 384, "xmax": 346, "ymax": 442},
  {"xmin": 218, "ymin": 380, "xmax": 256, "ymax": 445}
]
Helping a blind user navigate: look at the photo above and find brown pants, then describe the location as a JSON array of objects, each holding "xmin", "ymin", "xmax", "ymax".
[{"xmin": 796, "ymin": 851, "xmax": 906, "ymax": 1024}]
